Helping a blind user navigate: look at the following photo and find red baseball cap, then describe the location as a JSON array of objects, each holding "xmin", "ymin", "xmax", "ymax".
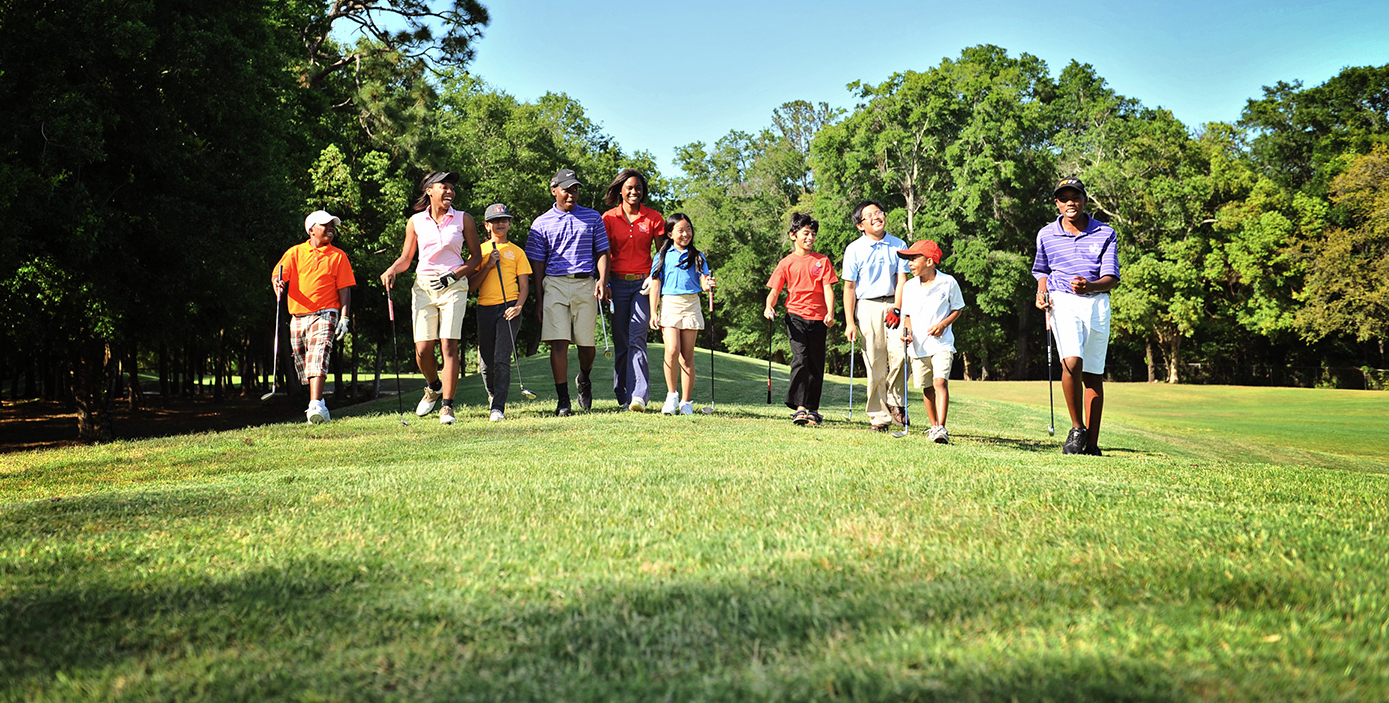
[{"xmin": 896, "ymin": 240, "xmax": 943, "ymax": 264}]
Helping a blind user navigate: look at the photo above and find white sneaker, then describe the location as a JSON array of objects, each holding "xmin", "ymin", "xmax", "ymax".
[
  {"xmin": 628, "ymin": 397, "xmax": 646, "ymax": 412},
  {"xmin": 679, "ymin": 400, "xmax": 693, "ymax": 415},
  {"xmin": 416, "ymin": 385, "xmax": 442, "ymax": 417},
  {"xmin": 307, "ymin": 401, "xmax": 327, "ymax": 424},
  {"xmin": 661, "ymin": 392, "xmax": 678, "ymax": 415},
  {"xmin": 439, "ymin": 405, "xmax": 456, "ymax": 425},
  {"xmin": 935, "ymin": 426, "xmax": 950, "ymax": 444},
  {"xmin": 489, "ymin": 410, "xmax": 504, "ymax": 422}
]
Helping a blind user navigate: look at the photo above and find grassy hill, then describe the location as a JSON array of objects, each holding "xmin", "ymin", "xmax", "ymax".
[{"xmin": 3, "ymin": 345, "xmax": 1387, "ymax": 702}]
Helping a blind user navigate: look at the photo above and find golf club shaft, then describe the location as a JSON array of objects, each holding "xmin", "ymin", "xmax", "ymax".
[
  {"xmin": 1045, "ymin": 294, "xmax": 1055, "ymax": 435},
  {"xmin": 265, "ymin": 265, "xmax": 283, "ymax": 399},
  {"xmin": 388, "ymin": 293, "xmax": 405, "ymax": 419},
  {"xmin": 766, "ymin": 315, "xmax": 773, "ymax": 404}
]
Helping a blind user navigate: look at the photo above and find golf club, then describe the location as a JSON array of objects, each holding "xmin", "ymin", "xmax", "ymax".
[
  {"xmin": 494, "ymin": 251, "xmax": 537, "ymax": 400},
  {"xmin": 766, "ymin": 314, "xmax": 773, "ymax": 405},
  {"xmin": 701, "ymin": 289, "xmax": 715, "ymax": 414},
  {"xmin": 841, "ymin": 334, "xmax": 855, "ymax": 421},
  {"xmin": 599, "ymin": 296, "xmax": 613, "ymax": 359},
  {"xmin": 260, "ymin": 265, "xmax": 283, "ymax": 401},
  {"xmin": 1045, "ymin": 293, "xmax": 1055, "ymax": 436},
  {"xmin": 387, "ymin": 288, "xmax": 409, "ymax": 426},
  {"xmin": 892, "ymin": 337, "xmax": 911, "ymax": 438}
]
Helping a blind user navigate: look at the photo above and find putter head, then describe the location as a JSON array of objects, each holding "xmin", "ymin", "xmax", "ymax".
[
  {"xmin": 604, "ymin": 349, "xmax": 613, "ymax": 359},
  {"xmin": 1047, "ymin": 425, "xmax": 1055, "ymax": 436},
  {"xmin": 700, "ymin": 405, "xmax": 714, "ymax": 414},
  {"xmin": 259, "ymin": 389, "xmax": 276, "ymax": 401},
  {"xmin": 840, "ymin": 413, "xmax": 851, "ymax": 421}
]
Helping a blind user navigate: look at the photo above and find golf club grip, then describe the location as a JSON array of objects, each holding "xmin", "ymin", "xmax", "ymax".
[{"xmin": 388, "ymin": 297, "xmax": 395, "ymax": 321}]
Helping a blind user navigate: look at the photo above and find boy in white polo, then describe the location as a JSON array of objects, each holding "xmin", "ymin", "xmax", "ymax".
[
  {"xmin": 1033, "ymin": 177, "xmax": 1120, "ymax": 455},
  {"xmin": 897, "ymin": 240, "xmax": 964, "ymax": 443}
]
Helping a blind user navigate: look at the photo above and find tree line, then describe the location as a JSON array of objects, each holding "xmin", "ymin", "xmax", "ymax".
[{"xmin": 2, "ymin": 2, "xmax": 1385, "ymax": 442}]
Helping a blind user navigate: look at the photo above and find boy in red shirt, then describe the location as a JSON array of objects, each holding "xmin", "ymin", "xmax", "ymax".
[
  {"xmin": 764, "ymin": 212, "xmax": 838, "ymax": 426},
  {"xmin": 272, "ymin": 210, "xmax": 356, "ymax": 423}
]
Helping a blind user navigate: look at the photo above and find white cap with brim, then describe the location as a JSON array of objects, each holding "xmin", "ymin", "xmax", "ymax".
[{"xmin": 304, "ymin": 210, "xmax": 341, "ymax": 233}]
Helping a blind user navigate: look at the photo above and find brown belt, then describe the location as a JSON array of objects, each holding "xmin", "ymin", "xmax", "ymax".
[{"xmin": 614, "ymin": 273, "xmax": 645, "ymax": 282}]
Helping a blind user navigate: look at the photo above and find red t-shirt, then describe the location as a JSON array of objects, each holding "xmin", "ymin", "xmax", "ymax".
[
  {"xmin": 767, "ymin": 251, "xmax": 839, "ymax": 320},
  {"xmin": 602, "ymin": 205, "xmax": 666, "ymax": 276}
]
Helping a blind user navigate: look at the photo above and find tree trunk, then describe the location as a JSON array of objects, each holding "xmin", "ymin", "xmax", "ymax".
[
  {"xmin": 351, "ymin": 336, "xmax": 359, "ymax": 399},
  {"xmin": 1158, "ymin": 330, "xmax": 1181, "ymax": 384},
  {"xmin": 960, "ymin": 352, "xmax": 973, "ymax": 381},
  {"xmin": 126, "ymin": 342, "xmax": 141, "ymax": 410},
  {"xmin": 1013, "ymin": 305, "xmax": 1030, "ymax": 380},
  {"xmin": 214, "ymin": 330, "xmax": 226, "ymax": 402},
  {"xmin": 1145, "ymin": 340, "xmax": 1156, "ymax": 383},
  {"xmin": 71, "ymin": 337, "xmax": 109, "ymax": 443},
  {"xmin": 159, "ymin": 342, "xmax": 170, "ymax": 406}
]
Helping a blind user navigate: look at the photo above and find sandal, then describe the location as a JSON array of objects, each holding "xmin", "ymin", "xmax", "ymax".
[
  {"xmin": 792, "ymin": 409, "xmax": 809, "ymax": 425},
  {"xmin": 806, "ymin": 411, "xmax": 823, "ymax": 426}
]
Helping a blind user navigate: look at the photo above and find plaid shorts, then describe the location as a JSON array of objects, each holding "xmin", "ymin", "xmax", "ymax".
[{"xmin": 290, "ymin": 309, "xmax": 338, "ymax": 383}]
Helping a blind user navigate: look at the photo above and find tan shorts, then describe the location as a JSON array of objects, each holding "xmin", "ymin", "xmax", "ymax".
[
  {"xmin": 658, "ymin": 293, "xmax": 705, "ymax": 330},
  {"xmin": 412, "ymin": 277, "xmax": 467, "ymax": 342},
  {"xmin": 910, "ymin": 352, "xmax": 954, "ymax": 389},
  {"xmin": 541, "ymin": 275, "xmax": 597, "ymax": 346}
]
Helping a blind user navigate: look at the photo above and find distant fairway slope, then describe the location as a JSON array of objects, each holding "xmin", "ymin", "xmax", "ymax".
[{"xmin": 3, "ymin": 346, "xmax": 1387, "ymax": 702}]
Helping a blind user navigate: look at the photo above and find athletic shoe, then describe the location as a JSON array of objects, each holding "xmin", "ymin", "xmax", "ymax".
[
  {"xmin": 926, "ymin": 425, "xmax": 942, "ymax": 441},
  {"xmin": 870, "ymin": 423, "xmax": 890, "ymax": 432},
  {"xmin": 1063, "ymin": 426, "xmax": 1088, "ymax": 454},
  {"xmin": 889, "ymin": 405, "xmax": 906, "ymax": 426},
  {"xmin": 489, "ymin": 410, "xmax": 504, "ymax": 422},
  {"xmin": 439, "ymin": 405, "xmax": 456, "ymax": 425},
  {"xmin": 679, "ymin": 400, "xmax": 693, "ymax": 415},
  {"xmin": 575, "ymin": 370, "xmax": 593, "ymax": 410},
  {"xmin": 307, "ymin": 401, "xmax": 327, "ymax": 424},
  {"xmin": 1083, "ymin": 445, "xmax": 1103, "ymax": 456},
  {"xmin": 934, "ymin": 426, "xmax": 950, "ymax": 445},
  {"xmin": 628, "ymin": 397, "xmax": 646, "ymax": 412},
  {"xmin": 661, "ymin": 392, "xmax": 678, "ymax": 415},
  {"xmin": 416, "ymin": 385, "xmax": 442, "ymax": 417},
  {"xmin": 556, "ymin": 405, "xmax": 572, "ymax": 417}
]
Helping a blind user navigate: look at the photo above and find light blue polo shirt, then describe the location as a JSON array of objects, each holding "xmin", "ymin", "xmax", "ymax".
[
  {"xmin": 650, "ymin": 246, "xmax": 710, "ymax": 296},
  {"xmin": 841, "ymin": 233, "xmax": 910, "ymax": 299}
]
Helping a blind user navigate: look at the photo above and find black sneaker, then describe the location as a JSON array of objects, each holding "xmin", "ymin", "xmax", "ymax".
[
  {"xmin": 556, "ymin": 405, "xmax": 573, "ymax": 417},
  {"xmin": 1083, "ymin": 445, "xmax": 1103, "ymax": 456},
  {"xmin": 575, "ymin": 371, "xmax": 593, "ymax": 410},
  {"xmin": 1062, "ymin": 426, "xmax": 1088, "ymax": 454}
]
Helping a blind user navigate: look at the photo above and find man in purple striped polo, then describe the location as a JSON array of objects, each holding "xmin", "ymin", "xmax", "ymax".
[
  {"xmin": 527, "ymin": 168, "xmax": 611, "ymax": 416},
  {"xmin": 1033, "ymin": 177, "xmax": 1120, "ymax": 456}
]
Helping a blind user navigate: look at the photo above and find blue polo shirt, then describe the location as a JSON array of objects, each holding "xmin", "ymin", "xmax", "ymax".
[
  {"xmin": 841, "ymin": 233, "xmax": 910, "ymax": 299},
  {"xmin": 526, "ymin": 204, "xmax": 610, "ymax": 276},
  {"xmin": 650, "ymin": 246, "xmax": 710, "ymax": 296},
  {"xmin": 1032, "ymin": 215, "xmax": 1120, "ymax": 296}
]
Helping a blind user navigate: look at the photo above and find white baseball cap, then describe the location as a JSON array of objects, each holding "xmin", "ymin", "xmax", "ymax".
[{"xmin": 304, "ymin": 210, "xmax": 341, "ymax": 233}]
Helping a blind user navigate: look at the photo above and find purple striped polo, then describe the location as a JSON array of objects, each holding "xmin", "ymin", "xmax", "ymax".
[
  {"xmin": 1032, "ymin": 215, "xmax": 1120, "ymax": 295},
  {"xmin": 526, "ymin": 204, "xmax": 610, "ymax": 276}
]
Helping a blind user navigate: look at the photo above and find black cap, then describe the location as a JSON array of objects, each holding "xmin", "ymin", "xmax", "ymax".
[
  {"xmin": 483, "ymin": 203, "xmax": 513, "ymax": 222},
  {"xmin": 421, "ymin": 171, "xmax": 460, "ymax": 189},
  {"xmin": 550, "ymin": 168, "xmax": 581, "ymax": 189},
  {"xmin": 1053, "ymin": 177, "xmax": 1087, "ymax": 198}
]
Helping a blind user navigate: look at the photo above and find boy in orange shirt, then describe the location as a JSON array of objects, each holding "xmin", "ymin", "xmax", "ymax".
[
  {"xmin": 764, "ymin": 212, "xmax": 838, "ymax": 426},
  {"xmin": 272, "ymin": 210, "xmax": 356, "ymax": 423}
]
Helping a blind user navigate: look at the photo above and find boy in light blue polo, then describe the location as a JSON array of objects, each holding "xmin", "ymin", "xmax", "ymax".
[{"xmin": 841, "ymin": 200, "xmax": 911, "ymax": 431}]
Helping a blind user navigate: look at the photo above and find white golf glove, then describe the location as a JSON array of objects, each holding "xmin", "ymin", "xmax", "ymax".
[{"xmin": 334, "ymin": 316, "xmax": 350, "ymax": 340}]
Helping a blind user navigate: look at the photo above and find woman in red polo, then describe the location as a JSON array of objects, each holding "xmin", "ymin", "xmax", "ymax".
[{"xmin": 601, "ymin": 169, "xmax": 665, "ymax": 412}]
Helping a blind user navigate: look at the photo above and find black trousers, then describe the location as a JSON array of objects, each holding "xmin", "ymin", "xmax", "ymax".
[
  {"xmin": 476, "ymin": 303, "xmax": 520, "ymax": 412},
  {"xmin": 785, "ymin": 312, "xmax": 827, "ymax": 411}
]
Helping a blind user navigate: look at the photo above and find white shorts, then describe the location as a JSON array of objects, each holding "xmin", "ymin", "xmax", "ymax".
[{"xmin": 1047, "ymin": 291, "xmax": 1110, "ymax": 374}]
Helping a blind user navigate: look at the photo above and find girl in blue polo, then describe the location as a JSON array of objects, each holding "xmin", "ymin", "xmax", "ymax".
[{"xmin": 647, "ymin": 214, "xmax": 715, "ymax": 415}]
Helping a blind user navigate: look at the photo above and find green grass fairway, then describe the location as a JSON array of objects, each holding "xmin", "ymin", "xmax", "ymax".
[{"xmin": 3, "ymin": 347, "xmax": 1387, "ymax": 702}]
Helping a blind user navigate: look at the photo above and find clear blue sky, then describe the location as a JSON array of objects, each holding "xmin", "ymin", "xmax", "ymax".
[{"xmin": 458, "ymin": 0, "xmax": 1389, "ymax": 177}]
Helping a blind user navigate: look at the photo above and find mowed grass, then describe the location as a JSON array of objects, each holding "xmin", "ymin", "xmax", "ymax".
[{"xmin": 2, "ymin": 346, "xmax": 1387, "ymax": 702}]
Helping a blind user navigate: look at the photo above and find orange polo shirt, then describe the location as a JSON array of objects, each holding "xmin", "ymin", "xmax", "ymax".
[
  {"xmin": 602, "ymin": 205, "xmax": 666, "ymax": 276},
  {"xmin": 274, "ymin": 241, "xmax": 356, "ymax": 315}
]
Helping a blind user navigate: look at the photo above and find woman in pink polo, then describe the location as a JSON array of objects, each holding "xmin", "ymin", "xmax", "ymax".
[{"xmin": 379, "ymin": 171, "xmax": 482, "ymax": 425}]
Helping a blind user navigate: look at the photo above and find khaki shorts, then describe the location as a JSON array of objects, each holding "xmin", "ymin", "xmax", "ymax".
[
  {"xmin": 541, "ymin": 274, "xmax": 597, "ymax": 346},
  {"xmin": 658, "ymin": 293, "xmax": 705, "ymax": 330},
  {"xmin": 412, "ymin": 277, "xmax": 467, "ymax": 342},
  {"xmin": 910, "ymin": 351, "xmax": 954, "ymax": 389}
]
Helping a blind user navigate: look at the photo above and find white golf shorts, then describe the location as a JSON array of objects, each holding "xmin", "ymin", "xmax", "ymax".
[{"xmin": 1048, "ymin": 291, "xmax": 1110, "ymax": 374}]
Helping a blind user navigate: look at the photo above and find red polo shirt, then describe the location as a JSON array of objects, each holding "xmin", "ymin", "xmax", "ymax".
[{"xmin": 602, "ymin": 205, "xmax": 666, "ymax": 276}]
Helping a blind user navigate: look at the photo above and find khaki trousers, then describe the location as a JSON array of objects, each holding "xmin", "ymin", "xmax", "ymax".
[{"xmin": 856, "ymin": 298, "xmax": 905, "ymax": 425}]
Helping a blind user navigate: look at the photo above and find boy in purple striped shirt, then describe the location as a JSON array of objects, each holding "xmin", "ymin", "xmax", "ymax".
[{"xmin": 1033, "ymin": 177, "xmax": 1120, "ymax": 456}]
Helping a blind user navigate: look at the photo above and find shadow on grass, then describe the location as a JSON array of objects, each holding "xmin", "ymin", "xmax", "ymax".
[{"xmin": 2, "ymin": 494, "xmax": 1191, "ymax": 702}]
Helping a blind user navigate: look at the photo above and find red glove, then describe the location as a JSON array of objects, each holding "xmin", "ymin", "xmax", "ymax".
[{"xmin": 884, "ymin": 307, "xmax": 901, "ymax": 329}]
